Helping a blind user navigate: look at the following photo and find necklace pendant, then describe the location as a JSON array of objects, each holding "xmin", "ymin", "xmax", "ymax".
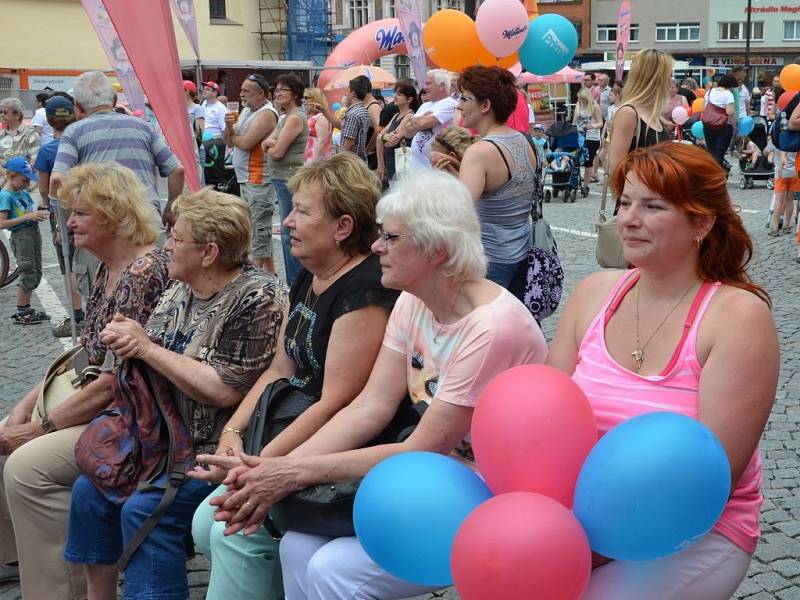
[{"xmin": 632, "ymin": 348, "xmax": 644, "ymax": 371}]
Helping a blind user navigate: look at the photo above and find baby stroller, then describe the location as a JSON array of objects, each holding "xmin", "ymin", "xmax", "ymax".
[
  {"xmin": 739, "ymin": 116, "xmax": 774, "ymax": 190},
  {"xmin": 543, "ymin": 122, "xmax": 586, "ymax": 203}
]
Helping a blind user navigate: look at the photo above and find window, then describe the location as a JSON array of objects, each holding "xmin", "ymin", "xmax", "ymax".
[
  {"xmin": 655, "ymin": 22, "xmax": 700, "ymax": 42},
  {"xmin": 209, "ymin": 0, "xmax": 226, "ymax": 19},
  {"xmin": 349, "ymin": 0, "xmax": 369, "ymax": 29},
  {"xmin": 395, "ymin": 55, "xmax": 411, "ymax": 80},
  {"xmin": 435, "ymin": 0, "xmax": 464, "ymax": 11},
  {"xmin": 572, "ymin": 21, "xmax": 582, "ymax": 47},
  {"xmin": 718, "ymin": 21, "xmax": 763, "ymax": 41},
  {"xmin": 785, "ymin": 21, "xmax": 800, "ymax": 41},
  {"xmin": 386, "ymin": 0, "xmax": 395, "ymax": 17},
  {"xmin": 596, "ymin": 23, "xmax": 640, "ymax": 44}
]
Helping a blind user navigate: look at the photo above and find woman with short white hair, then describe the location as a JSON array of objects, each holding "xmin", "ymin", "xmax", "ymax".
[
  {"xmin": 196, "ymin": 169, "xmax": 549, "ymax": 600},
  {"xmin": 0, "ymin": 97, "xmax": 39, "ymax": 187}
]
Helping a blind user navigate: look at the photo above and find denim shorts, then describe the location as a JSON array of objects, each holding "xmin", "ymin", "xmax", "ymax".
[{"xmin": 65, "ymin": 474, "xmax": 211, "ymax": 600}]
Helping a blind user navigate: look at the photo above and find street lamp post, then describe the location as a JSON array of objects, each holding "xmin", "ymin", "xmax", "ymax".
[{"xmin": 745, "ymin": 0, "xmax": 752, "ymax": 72}]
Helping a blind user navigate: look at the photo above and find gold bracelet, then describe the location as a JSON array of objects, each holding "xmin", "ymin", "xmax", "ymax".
[{"xmin": 221, "ymin": 427, "xmax": 243, "ymax": 438}]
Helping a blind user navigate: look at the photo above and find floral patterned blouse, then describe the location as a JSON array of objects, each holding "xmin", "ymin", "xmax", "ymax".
[{"xmin": 80, "ymin": 249, "xmax": 171, "ymax": 367}]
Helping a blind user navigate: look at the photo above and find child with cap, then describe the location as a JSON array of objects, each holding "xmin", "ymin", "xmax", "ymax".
[
  {"xmin": 0, "ymin": 157, "xmax": 50, "ymax": 324},
  {"xmin": 531, "ymin": 123, "xmax": 549, "ymax": 161}
]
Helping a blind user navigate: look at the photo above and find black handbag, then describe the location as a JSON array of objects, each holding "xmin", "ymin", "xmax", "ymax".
[{"xmin": 245, "ymin": 379, "xmax": 423, "ymax": 538}]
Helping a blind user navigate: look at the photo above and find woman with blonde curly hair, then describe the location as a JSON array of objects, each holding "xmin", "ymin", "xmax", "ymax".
[{"xmin": 0, "ymin": 161, "xmax": 171, "ymax": 600}]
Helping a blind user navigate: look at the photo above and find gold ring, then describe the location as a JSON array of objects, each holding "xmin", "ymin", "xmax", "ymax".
[{"xmin": 244, "ymin": 500, "xmax": 254, "ymax": 508}]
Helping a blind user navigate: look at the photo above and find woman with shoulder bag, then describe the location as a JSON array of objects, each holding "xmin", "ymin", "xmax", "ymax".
[
  {"xmin": 376, "ymin": 82, "xmax": 419, "ymax": 187},
  {"xmin": 702, "ymin": 75, "xmax": 737, "ymax": 169},
  {"xmin": 196, "ymin": 170, "xmax": 548, "ymax": 600},
  {"xmin": 189, "ymin": 154, "xmax": 398, "ymax": 600},
  {"xmin": 0, "ymin": 162, "xmax": 171, "ymax": 599}
]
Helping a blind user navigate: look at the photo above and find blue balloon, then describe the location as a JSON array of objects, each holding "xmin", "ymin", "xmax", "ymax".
[
  {"xmin": 354, "ymin": 451, "xmax": 492, "ymax": 586},
  {"xmin": 518, "ymin": 14, "xmax": 578, "ymax": 76},
  {"xmin": 739, "ymin": 115, "xmax": 755, "ymax": 136},
  {"xmin": 202, "ymin": 131, "xmax": 214, "ymax": 142},
  {"xmin": 332, "ymin": 102, "xmax": 342, "ymax": 111},
  {"xmin": 691, "ymin": 120, "xmax": 705, "ymax": 140},
  {"xmin": 573, "ymin": 412, "xmax": 730, "ymax": 561}
]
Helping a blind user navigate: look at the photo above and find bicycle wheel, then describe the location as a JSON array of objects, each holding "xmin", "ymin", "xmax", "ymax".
[{"xmin": 0, "ymin": 239, "xmax": 18, "ymax": 289}]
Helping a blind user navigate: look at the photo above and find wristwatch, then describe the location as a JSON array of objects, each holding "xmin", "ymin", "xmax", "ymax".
[{"xmin": 40, "ymin": 415, "xmax": 58, "ymax": 434}]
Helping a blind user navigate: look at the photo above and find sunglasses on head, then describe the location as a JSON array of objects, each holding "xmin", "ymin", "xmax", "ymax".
[{"xmin": 246, "ymin": 74, "xmax": 269, "ymax": 94}]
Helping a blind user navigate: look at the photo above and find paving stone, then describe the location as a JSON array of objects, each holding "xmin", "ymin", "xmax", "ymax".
[{"xmin": 772, "ymin": 559, "xmax": 800, "ymax": 579}]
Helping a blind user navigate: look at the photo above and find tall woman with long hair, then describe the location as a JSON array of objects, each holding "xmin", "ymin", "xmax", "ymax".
[
  {"xmin": 606, "ymin": 49, "xmax": 673, "ymax": 177},
  {"xmin": 573, "ymin": 87, "xmax": 603, "ymax": 188},
  {"xmin": 376, "ymin": 82, "xmax": 419, "ymax": 186},
  {"xmin": 548, "ymin": 142, "xmax": 778, "ymax": 599}
]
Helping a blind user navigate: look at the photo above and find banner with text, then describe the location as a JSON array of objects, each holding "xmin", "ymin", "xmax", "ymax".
[
  {"xmin": 395, "ymin": 0, "xmax": 427, "ymax": 89},
  {"xmin": 80, "ymin": 0, "xmax": 146, "ymax": 114},
  {"xmin": 615, "ymin": 0, "xmax": 631, "ymax": 83}
]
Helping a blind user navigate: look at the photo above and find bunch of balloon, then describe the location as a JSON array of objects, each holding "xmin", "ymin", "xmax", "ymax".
[
  {"xmin": 421, "ymin": 0, "xmax": 527, "ymax": 73},
  {"xmin": 778, "ymin": 90, "xmax": 799, "ymax": 112},
  {"xmin": 518, "ymin": 13, "xmax": 578, "ymax": 76},
  {"xmin": 672, "ymin": 106, "xmax": 689, "ymax": 141},
  {"xmin": 452, "ymin": 365, "xmax": 598, "ymax": 600}
]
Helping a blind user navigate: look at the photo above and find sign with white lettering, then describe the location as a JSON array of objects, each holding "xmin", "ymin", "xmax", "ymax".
[{"xmin": 706, "ymin": 57, "xmax": 784, "ymax": 66}]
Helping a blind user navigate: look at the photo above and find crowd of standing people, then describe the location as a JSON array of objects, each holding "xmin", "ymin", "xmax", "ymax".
[{"xmin": 0, "ymin": 48, "xmax": 795, "ymax": 599}]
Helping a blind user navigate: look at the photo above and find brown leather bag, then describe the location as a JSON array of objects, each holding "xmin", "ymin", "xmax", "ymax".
[{"xmin": 700, "ymin": 101, "xmax": 728, "ymax": 130}]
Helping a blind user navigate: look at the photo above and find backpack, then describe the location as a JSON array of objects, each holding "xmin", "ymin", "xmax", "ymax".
[
  {"xmin": 770, "ymin": 93, "xmax": 800, "ymax": 152},
  {"xmin": 75, "ymin": 359, "xmax": 192, "ymax": 570}
]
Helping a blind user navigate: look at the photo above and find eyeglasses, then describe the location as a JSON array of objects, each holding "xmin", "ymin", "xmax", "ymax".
[
  {"xmin": 246, "ymin": 74, "xmax": 269, "ymax": 94},
  {"xmin": 377, "ymin": 226, "xmax": 409, "ymax": 246},
  {"xmin": 166, "ymin": 231, "xmax": 200, "ymax": 245},
  {"xmin": 458, "ymin": 94, "xmax": 478, "ymax": 103}
]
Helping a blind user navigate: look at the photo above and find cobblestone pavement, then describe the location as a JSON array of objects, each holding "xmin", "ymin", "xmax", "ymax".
[{"xmin": 1, "ymin": 165, "xmax": 798, "ymax": 599}]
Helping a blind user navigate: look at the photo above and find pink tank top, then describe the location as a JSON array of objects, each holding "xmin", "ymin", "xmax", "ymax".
[{"xmin": 572, "ymin": 270, "xmax": 762, "ymax": 554}]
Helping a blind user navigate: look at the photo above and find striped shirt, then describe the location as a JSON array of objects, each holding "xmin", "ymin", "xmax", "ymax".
[
  {"xmin": 53, "ymin": 111, "xmax": 180, "ymax": 215},
  {"xmin": 572, "ymin": 270, "xmax": 762, "ymax": 554}
]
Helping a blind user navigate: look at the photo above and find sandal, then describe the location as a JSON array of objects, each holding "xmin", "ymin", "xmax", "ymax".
[
  {"xmin": 12, "ymin": 312, "xmax": 41, "ymax": 325},
  {"xmin": 783, "ymin": 227, "xmax": 795, "ymax": 235},
  {"xmin": 768, "ymin": 230, "xmax": 780, "ymax": 237}
]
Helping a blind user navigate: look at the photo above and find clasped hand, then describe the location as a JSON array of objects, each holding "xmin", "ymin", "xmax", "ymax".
[
  {"xmin": 195, "ymin": 453, "xmax": 297, "ymax": 536},
  {"xmin": 99, "ymin": 313, "xmax": 153, "ymax": 361}
]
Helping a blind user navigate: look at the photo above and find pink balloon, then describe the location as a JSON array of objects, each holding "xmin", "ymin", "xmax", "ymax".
[
  {"xmin": 672, "ymin": 105, "xmax": 689, "ymax": 125},
  {"xmin": 472, "ymin": 365, "xmax": 596, "ymax": 507},
  {"xmin": 475, "ymin": 0, "xmax": 530, "ymax": 59},
  {"xmin": 452, "ymin": 492, "xmax": 591, "ymax": 600}
]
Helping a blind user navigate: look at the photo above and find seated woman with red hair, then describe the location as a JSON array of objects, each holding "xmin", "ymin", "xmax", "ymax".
[{"xmin": 547, "ymin": 141, "xmax": 778, "ymax": 598}]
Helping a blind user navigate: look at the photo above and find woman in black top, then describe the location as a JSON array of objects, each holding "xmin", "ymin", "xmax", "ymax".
[
  {"xmin": 376, "ymin": 82, "xmax": 419, "ymax": 187},
  {"xmin": 607, "ymin": 49, "xmax": 673, "ymax": 177},
  {"xmin": 190, "ymin": 153, "xmax": 396, "ymax": 600}
]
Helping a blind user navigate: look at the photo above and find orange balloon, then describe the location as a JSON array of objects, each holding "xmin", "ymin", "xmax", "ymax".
[
  {"xmin": 423, "ymin": 10, "xmax": 480, "ymax": 72},
  {"xmin": 691, "ymin": 97, "xmax": 705, "ymax": 114},
  {"xmin": 780, "ymin": 64, "xmax": 800, "ymax": 92},
  {"xmin": 695, "ymin": 88, "xmax": 706, "ymax": 98},
  {"xmin": 476, "ymin": 44, "xmax": 519, "ymax": 69}
]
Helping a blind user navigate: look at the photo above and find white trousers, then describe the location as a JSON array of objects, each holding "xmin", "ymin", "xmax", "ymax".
[
  {"xmin": 584, "ymin": 531, "xmax": 751, "ymax": 600},
  {"xmin": 279, "ymin": 532, "xmax": 444, "ymax": 600}
]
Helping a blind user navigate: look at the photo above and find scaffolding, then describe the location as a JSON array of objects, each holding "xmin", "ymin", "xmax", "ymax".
[
  {"xmin": 258, "ymin": 0, "xmax": 333, "ymax": 66},
  {"xmin": 258, "ymin": 0, "xmax": 286, "ymax": 61}
]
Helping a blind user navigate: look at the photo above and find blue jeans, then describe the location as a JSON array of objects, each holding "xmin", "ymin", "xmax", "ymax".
[
  {"xmin": 65, "ymin": 475, "xmax": 211, "ymax": 600},
  {"xmin": 703, "ymin": 123, "xmax": 733, "ymax": 169},
  {"xmin": 272, "ymin": 178, "xmax": 302, "ymax": 286},
  {"xmin": 486, "ymin": 258, "xmax": 527, "ymax": 291}
]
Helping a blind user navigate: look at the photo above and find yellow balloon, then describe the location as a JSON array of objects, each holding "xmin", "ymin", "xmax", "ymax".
[
  {"xmin": 423, "ymin": 9, "xmax": 480, "ymax": 72},
  {"xmin": 780, "ymin": 64, "xmax": 800, "ymax": 92}
]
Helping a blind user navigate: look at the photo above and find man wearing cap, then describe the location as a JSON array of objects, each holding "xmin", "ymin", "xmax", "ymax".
[
  {"xmin": 224, "ymin": 73, "xmax": 279, "ymax": 273},
  {"xmin": 31, "ymin": 93, "xmax": 54, "ymax": 145},
  {"xmin": 48, "ymin": 71, "xmax": 184, "ymax": 333},
  {"xmin": 202, "ymin": 81, "xmax": 228, "ymax": 138}
]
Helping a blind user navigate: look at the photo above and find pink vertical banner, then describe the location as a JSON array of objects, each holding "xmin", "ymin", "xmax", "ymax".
[
  {"xmin": 80, "ymin": 0, "xmax": 146, "ymax": 114},
  {"xmin": 169, "ymin": 0, "xmax": 201, "ymax": 58},
  {"xmin": 102, "ymin": 0, "xmax": 201, "ymax": 191},
  {"xmin": 615, "ymin": 0, "xmax": 632, "ymax": 83},
  {"xmin": 395, "ymin": 0, "xmax": 427, "ymax": 89}
]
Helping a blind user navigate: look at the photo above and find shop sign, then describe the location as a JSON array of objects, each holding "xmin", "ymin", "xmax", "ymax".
[
  {"xmin": 745, "ymin": 5, "xmax": 800, "ymax": 13},
  {"xmin": 27, "ymin": 75, "xmax": 78, "ymax": 90},
  {"xmin": 705, "ymin": 56, "xmax": 784, "ymax": 67}
]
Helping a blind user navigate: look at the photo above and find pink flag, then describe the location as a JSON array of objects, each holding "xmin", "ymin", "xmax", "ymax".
[
  {"xmin": 102, "ymin": 0, "xmax": 201, "ymax": 191},
  {"xmin": 615, "ymin": 0, "xmax": 632, "ymax": 83},
  {"xmin": 395, "ymin": 0, "xmax": 427, "ymax": 89},
  {"xmin": 80, "ymin": 0, "xmax": 146, "ymax": 114},
  {"xmin": 169, "ymin": 0, "xmax": 201, "ymax": 58}
]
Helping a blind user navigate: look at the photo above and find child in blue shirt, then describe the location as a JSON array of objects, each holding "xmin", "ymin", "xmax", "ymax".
[{"xmin": 0, "ymin": 157, "xmax": 50, "ymax": 324}]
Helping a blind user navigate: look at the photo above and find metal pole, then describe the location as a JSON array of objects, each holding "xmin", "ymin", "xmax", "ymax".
[
  {"xmin": 52, "ymin": 198, "xmax": 78, "ymax": 346},
  {"xmin": 745, "ymin": 0, "xmax": 752, "ymax": 72}
]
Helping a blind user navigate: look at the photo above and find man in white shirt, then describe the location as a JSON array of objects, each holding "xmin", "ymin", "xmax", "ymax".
[
  {"xmin": 31, "ymin": 92, "xmax": 54, "ymax": 145},
  {"xmin": 202, "ymin": 81, "xmax": 228, "ymax": 138},
  {"xmin": 403, "ymin": 69, "xmax": 457, "ymax": 170}
]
